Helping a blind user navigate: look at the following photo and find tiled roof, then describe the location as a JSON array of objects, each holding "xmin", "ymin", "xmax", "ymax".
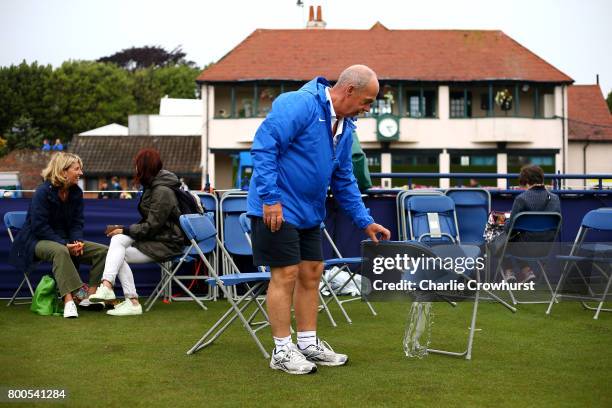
[
  {"xmin": 69, "ymin": 136, "xmax": 201, "ymax": 176},
  {"xmin": 568, "ymin": 85, "xmax": 612, "ymax": 141},
  {"xmin": 197, "ymin": 26, "xmax": 573, "ymax": 83}
]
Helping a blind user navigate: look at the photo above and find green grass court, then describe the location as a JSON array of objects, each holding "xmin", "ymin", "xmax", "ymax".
[{"xmin": 1, "ymin": 299, "xmax": 610, "ymax": 407}]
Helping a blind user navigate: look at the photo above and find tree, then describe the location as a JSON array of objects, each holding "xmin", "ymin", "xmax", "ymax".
[
  {"xmin": 607, "ymin": 91, "xmax": 612, "ymax": 114},
  {"xmin": 42, "ymin": 61, "xmax": 137, "ymax": 139},
  {"xmin": 97, "ymin": 45, "xmax": 195, "ymax": 71},
  {"xmin": 0, "ymin": 61, "xmax": 53, "ymax": 140},
  {"xmin": 132, "ymin": 65, "xmax": 201, "ymax": 113},
  {"xmin": 4, "ymin": 115, "xmax": 44, "ymax": 151}
]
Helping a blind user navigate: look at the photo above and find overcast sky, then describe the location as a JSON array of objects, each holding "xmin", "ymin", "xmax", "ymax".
[{"xmin": 1, "ymin": 0, "xmax": 611, "ymax": 94}]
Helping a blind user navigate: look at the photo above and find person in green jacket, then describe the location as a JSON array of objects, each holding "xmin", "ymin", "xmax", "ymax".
[{"xmin": 89, "ymin": 148, "xmax": 185, "ymax": 316}]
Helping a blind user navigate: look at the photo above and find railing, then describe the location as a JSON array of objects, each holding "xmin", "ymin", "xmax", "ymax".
[{"xmin": 369, "ymin": 173, "xmax": 612, "ymax": 191}]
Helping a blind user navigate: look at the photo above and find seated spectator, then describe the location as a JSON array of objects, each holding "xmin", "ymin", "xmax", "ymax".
[
  {"xmin": 8, "ymin": 153, "xmax": 108, "ymax": 318},
  {"xmin": 98, "ymin": 181, "xmax": 110, "ymax": 199},
  {"xmin": 501, "ymin": 165, "xmax": 561, "ymax": 283},
  {"xmin": 89, "ymin": 149, "xmax": 186, "ymax": 316},
  {"xmin": 110, "ymin": 176, "xmax": 121, "ymax": 199},
  {"xmin": 52, "ymin": 138, "xmax": 63, "ymax": 151},
  {"xmin": 42, "ymin": 139, "xmax": 51, "ymax": 151},
  {"xmin": 179, "ymin": 177, "xmax": 189, "ymax": 191},
  {"xmin": 468, "ymin": 178, "xmax": 481, "ymax": 188}
]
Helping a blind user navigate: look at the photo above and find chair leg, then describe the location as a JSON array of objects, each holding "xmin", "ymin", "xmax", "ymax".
[
  {"xmin": 465, "ymin": 288, "xmax": 480, "ymax": 360},
  {"xmin": 7, "ymin": 274, "xmax": 33, "ymax": 306},
  {"xmin": 320, "ymin": 270, "xmax": 352, "ymax": 324},
  {"xmin": 187, "ymin": 282, "xmax": 270, "ymax": 359},
  {"xmin": 318, "ymin": 290, "xmax": 337, "ymax": 327},
  {"xmin": 546, "ymin": 261, "xmax": 570, "ymax": 315},
  {"xmin": 593, "ymin": 271, "xmax": 612, "ymax": 320}
]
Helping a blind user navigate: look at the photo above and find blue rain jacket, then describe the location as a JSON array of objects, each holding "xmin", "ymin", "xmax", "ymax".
[{"xmin": 247, "ymin": 77, "xmax": 373, "ymax": 229}]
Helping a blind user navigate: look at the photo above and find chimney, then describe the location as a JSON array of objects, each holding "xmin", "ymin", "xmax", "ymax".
[{"xmin": 306, "ymin": 5, "xmax": 327, "ymax": 29}]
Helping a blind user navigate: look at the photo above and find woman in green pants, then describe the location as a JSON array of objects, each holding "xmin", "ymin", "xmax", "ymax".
[{"xmin": 9, "ymin": 153, "xmax": 108, "ymax": 318}]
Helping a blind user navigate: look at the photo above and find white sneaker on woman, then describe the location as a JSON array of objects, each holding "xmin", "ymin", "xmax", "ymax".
[
  {"xmin": 106, "ymin": 299, "xmax": 142, "ymax": 316},
  {"xmin": 63, "ymin": 300, "xmax": 78, "ymax": 318},
  {"xmin": 89, "ymin": 285, "xmax": 116, "ymax": 302}
]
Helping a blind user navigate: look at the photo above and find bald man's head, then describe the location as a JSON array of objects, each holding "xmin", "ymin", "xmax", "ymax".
[
  {"xmin": 330, "ymin": 65, "xmax": 379, "ymax": 117},
  {"xmin": 335, "ymin": 65, "xmax": 377, "ymax": 92}
]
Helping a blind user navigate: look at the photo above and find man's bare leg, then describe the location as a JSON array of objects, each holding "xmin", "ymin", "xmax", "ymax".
[
  {"xmin": 294, "ymin": 260, "xmax": 324, "ymax": 331},
  {"xmin": 267, "ymin": 264, "xmax": 299, "ymax": 337}
]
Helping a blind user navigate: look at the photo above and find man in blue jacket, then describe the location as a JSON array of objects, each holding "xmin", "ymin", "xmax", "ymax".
[{"xmin": 247, "ymin": 65, "xmax": 390, "ymax": 374}]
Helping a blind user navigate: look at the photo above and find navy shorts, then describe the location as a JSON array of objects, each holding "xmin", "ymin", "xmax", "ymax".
[{"xmin": 250, "ymin": 216, "xmax": 323, "ymax": 267}]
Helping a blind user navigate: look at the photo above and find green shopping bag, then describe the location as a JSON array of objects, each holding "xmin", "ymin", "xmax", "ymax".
[{"xmin": 30, "ymin": 275, "xmax": 62, "ymax": 316}]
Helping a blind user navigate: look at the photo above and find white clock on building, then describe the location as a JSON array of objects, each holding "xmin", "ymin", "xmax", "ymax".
[{"xmin": 376, "ymin": 115, "xmax": 400, "ymax": 141}]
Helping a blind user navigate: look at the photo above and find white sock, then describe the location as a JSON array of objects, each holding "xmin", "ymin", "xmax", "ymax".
[
  {"xmin": 297, "ymin": 331, "xmax": 317, "ymax": 349},
  {"xmin": 273, "ymin": 335, "xmax": 292, "ymax": 350}
]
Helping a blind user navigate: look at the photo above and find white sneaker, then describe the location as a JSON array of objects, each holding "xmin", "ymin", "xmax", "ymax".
[
  {"xmin": 298, "ymin": 338, "xmax": 348, "ymax": 366},
  {"xmin": 106, "ymin": 299, "xmax": 142, "ymax": 316},
  {"xmin": 63, "ymin": 300, "xmax": 78, "ymax": 318},
  {"xmin": 78, "ymin": 298, "xmax": 105, "ymax": 311},
  {"xmin": 89, "ymin": 284, "xmax": 116, "ymax": 302},
  {"xmin": 269, "ymin": 343, "xmax": 317, "ymax": 375}
]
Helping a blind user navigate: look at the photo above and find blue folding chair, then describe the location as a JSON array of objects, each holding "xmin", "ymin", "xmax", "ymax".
[
  {"xmin": 143, "ymin": 213, "xmax": 218, "ymax": 312},
  {"xmin": 376, "ymin": 240, "xmax": 481, "ymax": 360},
  {"xmin": 3, "ymin": 211, "xmax": 34, "ymax": 306},
  {"xmin": 220, "ymin": 192, "xmax": 251, "ymax": 299},
  {"xmin": 183, "ymin": 214, "xmax": 271, "ymax": 358},
  {"xmin": 167, "ymin": 192, "xmax": 220, "ymax": 303},
  {"xmin": 494, "ymin": 212, "xmax": 562, "ymax": 306},
  {"xmin": 396, "ymin": 190, "xmax": 444, "ymax": 241},
  {"xmin": 406, "ymin": 195, "xmax": 516, "ymax": 313},
  {"xmin": 546, "ymin": 208, "xmax": 612, "ymax": 319},
  {"xmin": 406, "ymin": 195, "xmax": 461, "ymax": 244},
  {"xmin": 445, "ymin": 188, "xmax": 491, "ymax": 246},
  {"xmin": 319, "ymin": 221, "xmax": 376, "ymax": 324}
]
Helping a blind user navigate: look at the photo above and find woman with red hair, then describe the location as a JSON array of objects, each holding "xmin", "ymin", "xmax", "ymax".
[{"xmin": 90, "ymin": 148, "xmax": 185, "ymax": 316}]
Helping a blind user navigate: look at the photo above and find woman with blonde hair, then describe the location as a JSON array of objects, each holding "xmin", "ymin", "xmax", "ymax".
[{"xmin": 9, "ymin": 152, "xmax": 108, "ymax": 318}]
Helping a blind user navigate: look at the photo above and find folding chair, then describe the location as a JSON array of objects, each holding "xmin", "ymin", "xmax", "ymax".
[
  {"xmin": 546, "ymin": 208, "xmax": 612, "ymax": 319},
  {"xmin": 4, "ymin": 211, "xmax": 34, "ymax": 306},
  {"xmin": 319, "ymin": 221, "xmax": 376, "ymax": 324},
  {"xmin": 164, "ymin": 192, "xmax": 220, "ymax": 303},
  {"xmin": 406, "ymin": 195, "xmax": 516, "ymax": 313},
  {"xmin": 143, "ymin": 213, "xmax": 217, "ymax": 312},
  {"xmin": 371, "ymin": 240, "xmax": 481, "ymax": 360},
  {"xmin": 445, "ymin": 188, "xmax": 491, "ymax": 246},
  {"xmin": 396, "ymin": 190, "xmax": 443, "ymax": 241},
  {"xmin": 493, "ymin": 212, "xmax": 562, "ymax": 306},
  {"xmin": 219, "ymin": 191, "xmax": 251, "ymax": 299},
  {"xmin": 183, "ymin": 214, "xmax": 271, "ymax": 358}
]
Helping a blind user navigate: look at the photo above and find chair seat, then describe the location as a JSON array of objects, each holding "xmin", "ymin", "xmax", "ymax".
[
  {"xmin": 206, "ymin": 272, "xmax": 271, "ymax": 287},
  {"xmin": 324, "ymin": 257, "xmax": 362, "ymax": 267}
]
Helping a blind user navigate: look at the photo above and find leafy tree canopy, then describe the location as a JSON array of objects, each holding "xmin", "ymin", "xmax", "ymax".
[{"xmin": 97, "ymin": 45, "xmax": 196, "ymax": 71}]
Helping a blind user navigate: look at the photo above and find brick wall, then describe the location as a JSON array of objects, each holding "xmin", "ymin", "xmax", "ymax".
[{"xmin": 0, "ymin": 149, "xmax": 54, "ymax": 190}]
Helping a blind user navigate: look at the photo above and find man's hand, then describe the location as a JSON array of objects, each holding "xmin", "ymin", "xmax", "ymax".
[
  {"xmin": 263, "ymin": 203, "xmax": 284, "ymax": 232},
  {"xmin": 364, "ymin": 223, "xmax": 391, "ymax": 243},
  {"xmin": 66, "ymin": 241, "xmax": 84, "ymax": 257}
]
